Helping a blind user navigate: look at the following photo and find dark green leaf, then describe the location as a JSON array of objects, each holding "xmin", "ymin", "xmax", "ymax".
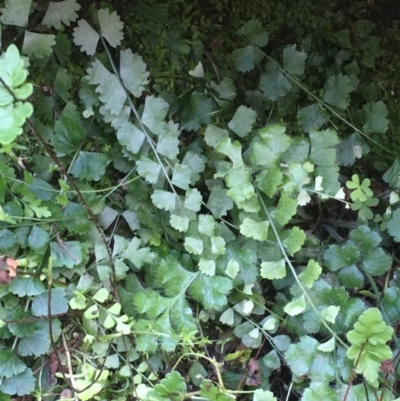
[
  {"xmin": 52, "ymin": 116, "xmax": 85, "ymax": 156},
  {"xmin": 259, "ymin": 72, "xmax": 292, "ymax": 101},
  {"xmin": 28, "ymin": 226, "xmax": 49, "ymax": 250},
  {"xmin": 70, "ymin": 151, "xmax": 108, "ymax": 181},
  {"xmin": 32, "ymin": 288, "xmax": 68, "ymax": 317}
]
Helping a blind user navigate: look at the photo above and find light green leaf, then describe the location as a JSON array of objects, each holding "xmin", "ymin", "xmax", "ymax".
[
  {"xmin": 211, "ymin": 236, "xmax": 226, "ymax": 255},
  {"xmin": 302, "ymin": 382, "xmax": 339, "ymax": 401},
  {"xmin": 198, "ymin": 214, "xmax": 216, "ymax": 236},
  {"xmin": 204, "ymin": 124, "xmax": 229, "ymax": 148},
  {"xmin": 156, "ymin": 122, "xmax": 180, "ymax": 159},
  {"xmin": 232, "ymin": 45, "xmax": 263, "ymax": 73},
  {"xmin": 321, "ymin": 306, "xmax": 340, "ymax": 323},
  {"xmin": 317, "ymin": 337, "xmax": 336, "ymax": 353},
  {"xmin": 172, "ymin": 163, "xmax": 191, "ymax": 190},
  {"xmin": 228, "ymin": 106, "xmax": 257, "ymax": 138},
  {"xmin": 216, "ymin": 137, "xmax": 244, "ymax": 168},
  {"xmin": 93, "ymin": 288, "xmax": 109, "ymax": 303},
  {"xmin": 285, "ymin": 336, "xmax": 319, "ymax": 375},
  {"xmin": 283, "ymin": 44, "xmax": 307, "ymax": 75},
  {"xmin": 282, "ymin": 227, "xmax": 306, "ymax": 255},
  {"xmin": 151, "ymin": 190, "xmax": 176, "ymax": 212},
  {"xmin": 260, "ymin": 259, "xmax": 286, "ymax": 280},
  {"xmin": 120, "ymin": 49, "xmax": 149, "ymax": 97},
  {"xmin": 136, "ymin": 156, "xmax": 161, "ymax": 184},
  {"xmin": 199, "ymin": 259, "xmax": 216, "ymax": 276},
  {"xmin": 259, "ymin": 72, "xmax": 292, "ymax": 101},
  {"xmin": 283, "ymin": 294, "xmax": 306, "ymax": 316},
  {"xmin": 22, "ymin": 32, "xmax": 56, "ymax": 58},
  {"xmin": 73, "ymin": 19, "xmax": 100, "ymax": 55},
  {"xmin": 298, "ymin": 259, "xmax": 322, "ymax": 288},
  {"xmin": 170, "ymin": 214, "xmax": 190, "ymax": 233},
  {"xmin": 42, "ymin": 0, "xmax": 80, "ymax": 29},
  {"xmin": 240, "ymin": 218, "xmax": 269, "ymax": 241},
  {"xmin": 225, "ymin": 260, "xmax": 240, "ymax": 279},
  {"xmin": 273, "ymin": 194, "xmax": 297, "ymax": 226},
  {"xmin": 0, "ymin": 0, "xmax": 31, "ymax": 27},
  {"xmin": 142, "ymin": 95, "xmax": 169, "ymax": 135},
  {"xmin": 98, "ymin": 8, "xmax": 124, "ymax": 48},
  {"xmin": 184, "ymin": 237, "xmax": 203, "ymax": 255},
  {"xmin": 256, "ymin": 168, "xmax": 283, "ymax": 197},
  {"xmin": 253, "ymin": 389, "xmax": 277, "ymax": 401},
  {"xmin": 120, "ymin": 237, "xmax": 151, "ymax": 269},
  {"xmin": 323, "ymin": 74, "xmax": 353, "ymax": 109},
  {"xmin": 362, "ymin": 101, "xmax": 388, "ymax": 134},
  {"xmin": 70, "ymin": 151, "xmax": 108, "ymax": 181},
  {"xmin": 219, "ymin": 308, "xmax": 234, "ymax": 325},
  {"xmin": 184, "ymin": 188, "xmax": 202, "ymax": 212},
  {"xmin": 117, "ymin": 121, "xmax": 145, "ymax": 154},
  {"xmin": 32, "ymin": 288, "xmax": 68, "ymax": 317}
]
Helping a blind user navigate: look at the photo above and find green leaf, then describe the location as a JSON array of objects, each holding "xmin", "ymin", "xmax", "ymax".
[
  {"xmin": 51, "ymin": 241, "xmax": 83, "ymax": 268},
  {"xmin": 388, "ymin": 209, "xmax": 400, "ymax": 242},
  {"xmin": 299, "ymin": 260, "xmax": 322, "ymax": 288},
  {"xmin": 285, "ymin": 336, "xmax": 319, "ymax": 376},
  {"xmin": 42, "ymin": 0, "xmax": 80, "ymax": 29},
  {"xmin": 309, "ymin": 129, "xmax": 339, "ymax": 166},
  {"xmin": 259, "ymin": 72, "xmax": 292, "ymax": 101},
  {"xmin": 228, "ymin": 106, "xmax": 257, "ymax": 138},
  {"xmin": 283, "ymin": 44, "xmax": 307, "ymax": 75},
  {"xmin": 98, "ymin": 8, "xmax": 124, "ymax": 48},
  {"xmin": 52, "ymin": 116, "xmax": 85, "ymax": 156},
  {"xmin": 384, "ymin": 159, "xmax": 400, "ymax": 188},
  {"xmin": 0, "ymin": 351, "xmax": 27, "ymax": 378},
  {"xmin": 260, "ymin": 259, "xmax": 286, "ymax": 279},
  {"xmin": 0, "ymin": 229, "xmax": 17, "ymax": 250},
  {"xmin": 70, "ymin": 151, "xmax": 108, "ymax": 181},
  {"xmin": 225, "ymin": 260, "xmax": 240, "ymax": 279},
  {"xmin": 181, "ymin": 92, "xmax": 214, "ymax": 131},
  {"xmin": 273, "ymin": 194, "xmax": 297, "ymax": 225},
  {"xmin": 22, "ymin": 32, "xmax": 56, "ymax": 59},
  {"xmin": 336, "ymin": 133, "xmax": 369, "ymax": 167},
  {"xmin": 302, "ymin": 382, "xmax": 339, "ymax": 401},
  {"xmin": 18, "ymin": 330, "xmax": 49, "ymax": 357},
  {"xmin": 53, "ymin": 68, "xmax": 73, "ymax": 103},
  {"xmin": 297, "ymin": 103, "xmax": 328, "ymax": 133},
  {"xmin": 323, "ymin": 74, "xmax": 353, "ymax": 109},
  {"xmin": 282, "ymin": 227, "xmax": 306, "ymax": 255},
  {"xmin": 211, "ymin": 236, "xmax": 226, "ymax": 255},
  {"xmin": 73, "ymin": 19, "xmax": 100, "ymax": 55},
  {"xmin": 0, "ymin": 0, "xmax": 31, "ymax": 27},
  {"xmin": 0, "ymin": 368, "xmax": 35, "ymax": 396},
  {"xmin": 9, "ymin": 276, "xmax": 45, "ymax": 297},
  {"xmin": 240, "ymin": 19, "xmax": 268, "ymax": 46},
  {"xmin": 324, "ymin": 244, "xmax": 360, "ymax": 271},
  {"xmin": 362, "ymin": 248, "xmax": 392, "ymax": 276},
  {"xmin": 151, "ymin": 190, "xmax": 176, "ymax": 212},
  {"xmin": 28, "ymin": 226, "xmax": 49, "ymax": 250},
  {"xmin": 120, "ymin": 49, "xmax": 149, "ymax": 97},
  {"xmin": 283, "ymin": 294, "xmax": 306, "ymax": 316},
  {"xmin": 232, "ymin": 45, "xmax": 263, "ymax": 73},
  {"xmin": 362, "ymin": 101, "xmax": 388, "ymax": 134},
  {"xmin": 206, "ymin": 184, "xmax": 234, "ymax": 218},
  {"xmin": 32, "ymin": 288, "xmax": 69, "ymax": 316},
  {"xmin": 120, "ymin": 237, "xmax": 151, "ymax": 269},
  {"xmin": 240, "ymin": 218, "xmax": 269, "ymax": 241},
  {"xmin": 157, "ymin": 122, "xmax": 180, "ymax": 159}
]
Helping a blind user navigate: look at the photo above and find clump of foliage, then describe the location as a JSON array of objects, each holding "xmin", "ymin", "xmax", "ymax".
[{"xmin": 1, "ymin": 0, "xmax": 400, "ymax": 400}]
